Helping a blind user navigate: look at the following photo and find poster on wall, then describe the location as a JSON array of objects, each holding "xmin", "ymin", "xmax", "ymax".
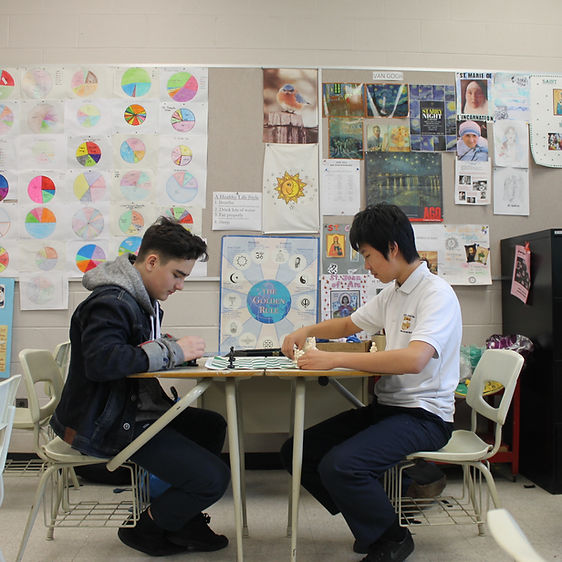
[
  {"xmin": 0, "ymin": 277, "xmax": 14, "ymax": 378},
  {"xmin": 219, "ymin": 235, "xmax": 318, "ymax": 353},
  {"xmin": 529, "ymin": 74, "xmax": 562, "ymax": 167},
  {"xmin": 456, "ymin": 72, "xmax": 493, "ymax": 121},
  {"xmin": 321, "ymin": 219, "xmax": 367, "ymax": 275},
  {"xmin": 364, "ymin": 152, "xmax": 443, "ymax": 221},
  {"xmin": 491, "ymin": 72, "xmax": 530, "ymax": 122}
]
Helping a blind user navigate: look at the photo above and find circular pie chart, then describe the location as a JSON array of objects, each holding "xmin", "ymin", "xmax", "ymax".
[
  {"xmin": 119, "ymin": 236, "xmax": 142, "ymax": 256},
  {"xmin": 121, "ymin": 67, "xmax": 151, "ymax": 98},
  {"xmin": 167, "ymin": 71, "xmax": 198, "ymax": 102},
  {"xmin": 119, "ymin": 170, "xmax": 151, "ymax": 200},
  {"xmin": 0, "ymin": 174, "xmax": 9, "ymax": 201},
  {"xmin": 71, "ymin": 69, "xmax": 98, "ymax": 97},
  {"xmin": 27, "ymin": 276, "xmax": 55, "ymax": 305},
  {"xmin": 72, "ymin": 207, "xmax": 104, "ymax": 240},
  {"xmin": 77, "ymin": 103, "xmax": 101, "ymax": 128},
  {"xmin": 73, "ymin": 170, "xmax": 106, "ymax": 202},
  {"xmin": 166, "ymin": 172, "xmax": 198, "ymax": 203},
  {"xmin": 76, "ymin": 141, "xmax": 102, "ymax": 167},
  {"xmin": 171, "ymin": 108, "xmax": 196, "ymax": 132},
  {"xmin": 25, "ymin": 207, "xmax": 56, "ymax": 238},
  {"xmin": 171, "ymin": 144, "xmax": 192, "ymax": 166},
  {"xmin": 165, "ymin": 206, "xmax": 193, "ymax": 229},
  {"xmin": 0, "ymin": 70, "xmax": 15, "ymax": 100},
  {"xmin": 28, "ymin": 103, "xmax": 59, "ymax": 133},
  {"xmin": 124, "ymin": 104, "xmax": 147, "ymax": 126},
  {"xmin": 0, "ymin": 104, "xmax": 14, "ymax": 135},
  {"xmin": 0, "ymin": 247, "xmax": 9, "ymax": 273},
  {"xmin": 76, "ymin": 244, "xmax": 106, "ymax": 273},
  {"xmin": 28, "ymin": 175, "xmax": 56, "ymax": 203},
  {"xmin": 22, "ymin": 68, "xmax": 53, "ymax": 99},
  {"xmin": 36, "ymin": 246, "xmax": 58, "ymax": 271},
  {"xmin": 118, "ymin": 209, "xmax": 144, "ymax": 235},
  {"xmin": 0, "ymin": 208, "xmax": 11, "ymax": 237},
  {"xmin": 120, "ymin": 137, "xmax": 146, "ymax": 164}
]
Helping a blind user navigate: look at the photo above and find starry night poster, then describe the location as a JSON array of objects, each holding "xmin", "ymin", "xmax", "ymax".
[{"xmin": 364, "ymin": 153, "xmax": 443, "ymax": 222}]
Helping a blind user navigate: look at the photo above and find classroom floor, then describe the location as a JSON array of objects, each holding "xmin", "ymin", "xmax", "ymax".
[{"xmin": 1, "ymin": 464, "xmax": 560, "ymax": 562}]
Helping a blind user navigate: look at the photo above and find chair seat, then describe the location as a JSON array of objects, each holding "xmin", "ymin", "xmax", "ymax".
[
  {"xmin": 407, "ymin": 430, "xmax": 492, "ymax": 463},
  {"xmin": 13, "ymin": 408, "xmax": 34, "ymax": 430},
  {"xmin": 43, "ymin": 437, "xmax": 108, "ymax": 465}
]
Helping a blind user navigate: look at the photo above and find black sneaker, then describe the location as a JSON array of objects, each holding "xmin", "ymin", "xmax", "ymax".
[
  {"xmin": 360, "ymin": 528, "xmax": 414, "ymax": 562},
  {"xmin": 118, "ymin": 510, "xmax": 186, "ymax": 557},
  {"xmin": 167, "ymin": 512, "xmax": 229, "ymax": 552}
]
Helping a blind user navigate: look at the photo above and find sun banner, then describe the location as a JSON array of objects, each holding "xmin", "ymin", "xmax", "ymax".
[{"xmin": 262, "ymin": 143, "xmax": 319, "ymax": 234}]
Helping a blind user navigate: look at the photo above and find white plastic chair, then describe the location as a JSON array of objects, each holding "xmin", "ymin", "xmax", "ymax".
[
  {"xmin": 487, "ymin": 508, "xmax": 545, "ymax": 561},
  {"xmin": 15, "ymin": 349, "xmax": 149, "ymax": 562},
  {"xmin": 0, "ymin": 375, "xmax": 22, "ymax": 562},
  {"xmin": 387, "ymin": 349, "xmax": 525, "ymax": 535}
]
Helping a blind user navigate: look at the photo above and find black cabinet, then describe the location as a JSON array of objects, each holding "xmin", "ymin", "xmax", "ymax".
[{"xmin": 501, "ymin": 229, "xmax": 562, "ymax": 494}]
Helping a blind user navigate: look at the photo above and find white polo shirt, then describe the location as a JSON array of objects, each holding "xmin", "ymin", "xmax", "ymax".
[{"xmin": 351, "ymin": 261, "xmax": 462, "ymax": 422}]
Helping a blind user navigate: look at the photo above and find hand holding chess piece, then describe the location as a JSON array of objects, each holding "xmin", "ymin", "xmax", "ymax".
[{"xmin": 292, "ymin": 337, "xmax": 317, "ymax": 367}]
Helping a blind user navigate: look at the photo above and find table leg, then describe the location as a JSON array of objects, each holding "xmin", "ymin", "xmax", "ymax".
[
  {"xmin": 287, "ymin": 378, "xmax": 296, "ymax": 537},
  {"xmin": 290, "ymin": 378, "xmax": 306, "ymax": 562},
  {"xmin": 225, "ymin": 379, "xmax": 244, "ymax": 562},
  {"xmin": 234, "ymin": 380, "xmax": 249, "ymax": 537}
]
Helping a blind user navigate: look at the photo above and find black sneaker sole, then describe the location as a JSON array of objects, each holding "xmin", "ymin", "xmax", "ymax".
[
  {"xmin": 118, "ymin": 527, "xmax": 187, "ymax": 557},
  {"xmin": 168, "ymin": 535, "xmax": 229, "ymax": 552}
]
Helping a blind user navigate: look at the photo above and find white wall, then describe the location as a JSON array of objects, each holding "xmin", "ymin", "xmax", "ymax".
[{"xmin": 4, "ymin": 0, "xmax": 558, "ymax": 449}]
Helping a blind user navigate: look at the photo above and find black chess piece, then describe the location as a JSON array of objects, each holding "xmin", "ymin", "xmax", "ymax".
[{"xmin": 228, "ymin": 346, "xmax": 236, "ymax": 369}]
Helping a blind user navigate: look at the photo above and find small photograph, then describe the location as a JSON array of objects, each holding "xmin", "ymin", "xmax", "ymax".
[
  {"xmin": 459, "ymin": 175, "xmax": 471, "ymax": 185},
  {"xmin": 330, "ymin": 290, "xmax": 359, "ymax": 318},
  {"xmin": 458, "ymin": 190, "xmax": 466, "ymax": 201},
  {"xmin": 553, "ymin": 89, "xmax": 562, "ymax": 116},
  {"xmin": 458, "ymin": 78, "xmax": 490, "ymax": 116},
  {"xmin": 548, "ymin": 132, "xmax": 562, "ymax": 150},
  {"xmin": 322, "ymin": 83, "xmax": 364, "ymax": 117},
  {"xmin": 464, "ymin": 243, "xmax": 477, "ymax": 262},
  {"xmin": 326, "ymin": 233, "xmax": 345, "ymax": 258},
  {"xmin": 419, "ymin": 250, "xmax": 438, "ymax": 274},
  {"xmin": 475, "ymin": 246, "xmax": 489, "ymax": 266},
  {"xmin": 457, "ymin": 119, "xmax": 488, "ymax": 161}
]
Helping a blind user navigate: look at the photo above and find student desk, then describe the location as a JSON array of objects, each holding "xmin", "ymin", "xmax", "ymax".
[
  {"xmin": 265, "ymin": 368, "xmax": 372, "ymax": 562},
  {"xmin": 114, "ymin": 363, "xmax": 262, "ymax": 562}
]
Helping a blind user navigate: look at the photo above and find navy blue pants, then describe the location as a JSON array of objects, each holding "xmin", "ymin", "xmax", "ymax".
[
  {"xmin": 131, "ymin": 407, "xmax": 230, "ymax": 531},
  {"xmin": 280, "ymin": 401, "xmax": 452, "ymax": 548}
]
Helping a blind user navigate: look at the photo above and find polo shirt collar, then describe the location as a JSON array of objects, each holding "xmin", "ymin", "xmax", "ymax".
[{"xmin": 394, "ymin": 261, "xmax": 428, "ymax": 294}]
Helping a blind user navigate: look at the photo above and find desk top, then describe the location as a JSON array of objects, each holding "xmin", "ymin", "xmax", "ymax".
[
  {"xmin": 265, "ymin": 368, "xmax": 372, "ymax": 378},
  {"xmin": 130, "ymin": 359, "xmax": 263, "ymax": 378}
]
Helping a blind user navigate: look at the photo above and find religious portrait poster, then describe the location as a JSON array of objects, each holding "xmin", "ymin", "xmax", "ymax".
[
  {"xmin": 263, "ymin": 68, "xmax": 318, "ymax": 144},
  {"xmin": 262, "ymin": 143, "xmax": 319, "ymax": 233},
  {"xmin": 321, "ymin": 219, "xmax": 368, "ymax": 275},
  {"xmin": 219, "ymin": 235, "xmax": 319, "ymax": 353},
  {"xmin": 456, "ymin": 72, "xmax": 493, "ymax": 121},
  {"xmin": 409, "ymin": 84, "xmax": 457, "ymax": 152},
  {"xmin": 364, "ymin": 152, "xmax": 443, "ymax": 222}
]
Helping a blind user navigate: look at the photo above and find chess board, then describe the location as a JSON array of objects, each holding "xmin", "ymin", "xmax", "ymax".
[{"xmin": 205, "ymin": 355, "xmax": 298, "ymax": 371}]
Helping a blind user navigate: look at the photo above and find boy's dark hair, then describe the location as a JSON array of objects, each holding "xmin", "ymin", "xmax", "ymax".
[
  {"xmin": 349, "ymin": 203, "xmax": 419, "ymax": 263},
  {"xmin": 137, "ymin": 216, "xmax": 208, "ymax": 263}
]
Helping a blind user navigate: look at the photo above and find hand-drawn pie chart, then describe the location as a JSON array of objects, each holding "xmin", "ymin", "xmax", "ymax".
[
  {"xmin": 76, "ymin": 243, "xmax": 106, "ymax": 273},
  {"xmin": 36, "ymin": 246, "xmax": 58, "ymax": 271},
  {"xmin": 119, "ymin": 236, "xmax": 142, "ymax": 256},
  {"xmin": 0, "ymin": 207, "xmax": 11, "ymax": 237},
  {"xmin": 71, "ymin": 69, "xmax": 98, "ymax": 97},
  {"xmin": 0, "ymin": 104, "xmax": 14, "ymax": 135},
  {"xmin": 118, "ymin": 209, "xmax": 144, "ymax": 234},
  {"xmin": 0, "ymin": 247, "xmax": 9, "ymax": 273},
  {"xmin": 28, "ymin": 103, "xmax": 60, "ymax": 133},
  {"xmin": 165, "ymin": 206, "xmax": 194, "ymax": 229},
  {"xmin": 22, "ymin": 68, "xmax": 53, "ymax": 99},
  {"xmin": 73, "ymin": 170, "xmax": 106, "ymax": 202},
  {"xmin": 120, "ymin": 137, "xmax": 146, "ymax": 164},
  {"xmin": 76, "ymin": 141, "xmax": 102, "ymax": 167},
  {"xmin": 166, "ymin": 171, "xmax": 198, "ymax": 203},
  {"xmin": 124, "ymin": 104, "xmax": 147, "ymax": 126},
  {"xmin": 27, "ymin": 276, "xmax": 55, "ymax": 305},
  {"xmin": 0, "ymin": 174, "xmax": 9, "ymax": 201},
  {"xmin": 0, "ymin": 70, "xmax": 15, "ymax": 100},
  {"xmin": 25, "ymin": 207, "xmax": 57, "ymax": 238},
  {"xmin": 77, "ymin": 103, "xmax": 101, "ymax": 128},
  {"xmin": 119, "ymin": 170, "xmax": 151, "ymax": 200},
  {"xmin": 121, "ymin": 67, "xmax": 151, "ymax": 98},
  {"xmin": 171, "ymin": 144, "xmax": 192, "ymax": 166},
  {"xmin": 171, "ymin": 108, "xmax": 196, "ymax": 132},
  {"xmin": 72, "ymin": 207, "xmax": 104, "ymax": 240},
  {"xmin": 27, "ymin": 175, "xmax": 56, "ymax": 203},
  {"xmin": 167, "ymin": 71, "xmax": 198, "ymax": 102}
]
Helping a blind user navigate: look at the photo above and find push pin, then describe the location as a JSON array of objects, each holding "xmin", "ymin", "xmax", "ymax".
[{"xmin": 227, "ymin": 346, "xmax": 236, "ymax": 369}]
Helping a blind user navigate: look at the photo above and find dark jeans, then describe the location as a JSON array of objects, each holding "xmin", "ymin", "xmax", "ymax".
[
  {"xmin": 280, "ymin": 401, "xmax": 452, "ymax": 547},
  {"xmin": 131, "ymin": 406, "xmax": 230, "ymax": 531}
]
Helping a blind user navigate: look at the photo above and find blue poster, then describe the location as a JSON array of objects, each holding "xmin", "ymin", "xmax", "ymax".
[
  {"xmin": 0, "ymin": 278, "xmax": 14, "ymax": 378},
  {"xmin": 219, "ymin": 236, "xmax": 319, "ymax": 352}
]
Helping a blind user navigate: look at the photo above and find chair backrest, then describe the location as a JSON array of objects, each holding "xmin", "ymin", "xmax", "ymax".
[
  {"xmin": 466, "ymin": 348, "xmax": 524, "ymax": 434},
  {"xmin": 18, "ymin": 349, "xmax": 64, "ymax": 431},
  {"xmin": 53, "ymin": 341, "xmax": 71, "ymax": 381},
  {"xmin": 487, "ymin": 508, "xmax": 545, "ymax": 562},
  {"xmin": 0, "ymin": 375, "xmax": 22, "ymax": 504}
]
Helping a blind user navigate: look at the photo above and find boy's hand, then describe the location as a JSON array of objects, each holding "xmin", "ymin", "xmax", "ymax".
[{"xmin": 176, "ymin": 336, "xmax": 206, "ymax": 361}]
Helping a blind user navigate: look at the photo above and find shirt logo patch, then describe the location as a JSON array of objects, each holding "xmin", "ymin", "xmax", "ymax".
[{"xmin": 401, "ymin": 314, "xmax": 414, "ymax": 333}]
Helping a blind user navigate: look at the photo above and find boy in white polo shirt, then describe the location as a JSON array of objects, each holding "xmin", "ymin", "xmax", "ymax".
[{"xmin": 281, "ymin": 203, "xmax": 462, "ymax": 562}]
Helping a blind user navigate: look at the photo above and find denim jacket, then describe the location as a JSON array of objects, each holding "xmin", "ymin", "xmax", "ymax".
[{"xmin": 50, "ymin": 255, "xmax": 185, "ymax": 458}]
